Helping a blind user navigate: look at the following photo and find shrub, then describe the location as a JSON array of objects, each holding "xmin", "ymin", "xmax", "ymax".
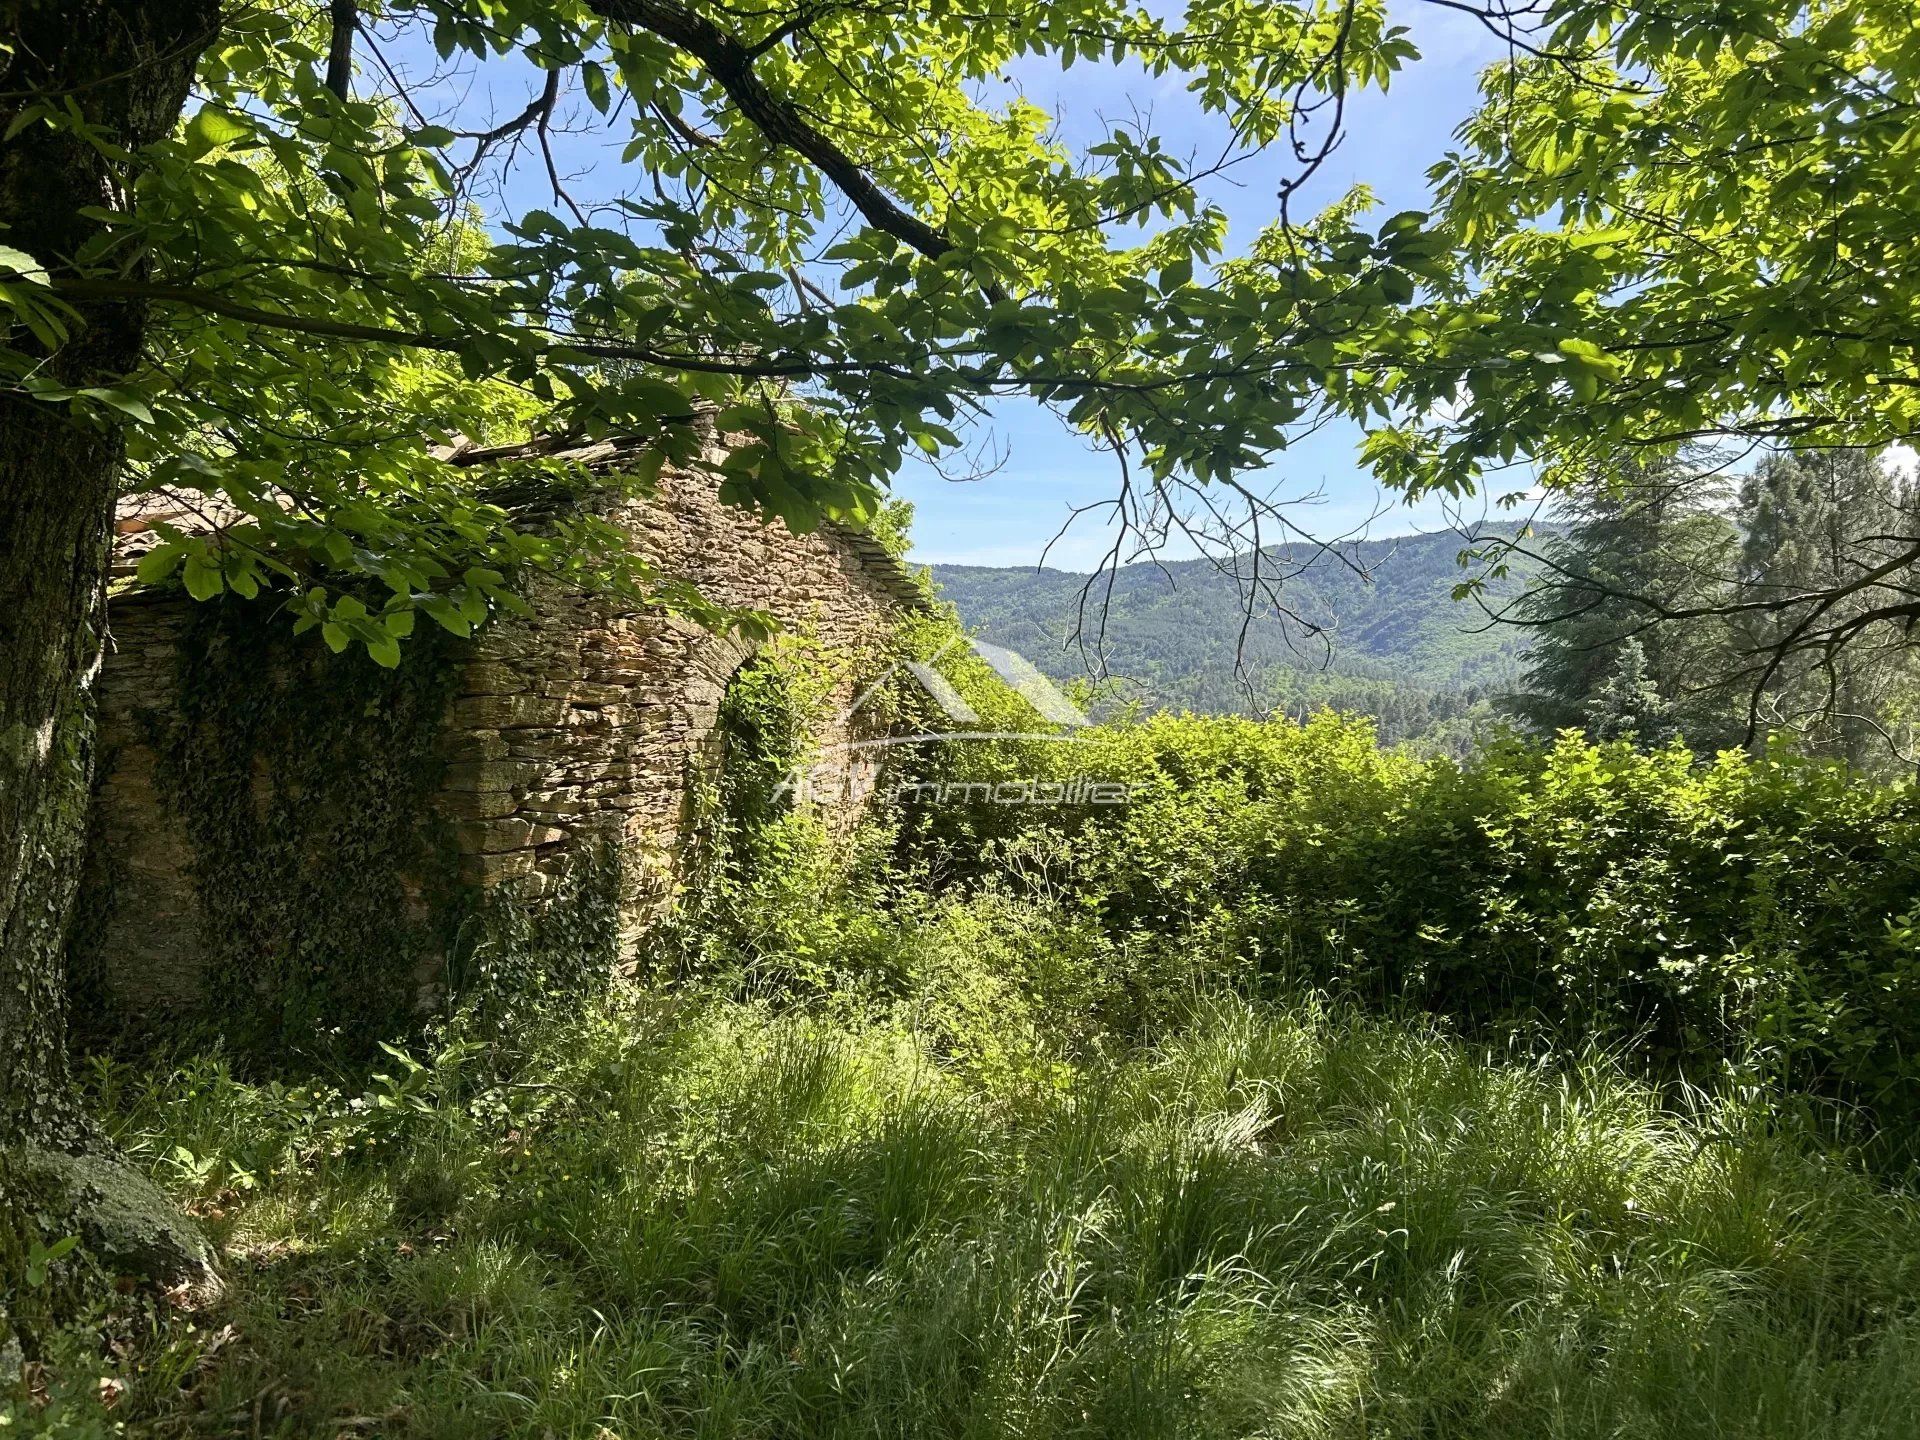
[{"xmin": 901, "ymin": 712, "xmax": 1920, "ymax": 1136}]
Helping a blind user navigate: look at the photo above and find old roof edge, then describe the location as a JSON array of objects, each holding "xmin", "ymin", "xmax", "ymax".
[
  {"xmin": 825, "ymin": 519, "xmax": 934, "ymax": 613},
  {"xmin": 457, "ymin": 430, "xmax": 934, "ymax": 613},
  {"xmin": 109, "ymin": 436, "xmax": 935, "ymax": 613}
]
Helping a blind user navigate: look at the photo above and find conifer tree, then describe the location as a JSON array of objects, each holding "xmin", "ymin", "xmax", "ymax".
[
  {"xmin": 1582, "ymin": 638, "xmax": 1675, "ymax": 745},
  {"xmin": 1733, "ymin": 450, "xmax": 1920, "ymax": 769},
  {"xmin": 1507, "ymin": 453, "xmax": 1738, "ymax": 748}
]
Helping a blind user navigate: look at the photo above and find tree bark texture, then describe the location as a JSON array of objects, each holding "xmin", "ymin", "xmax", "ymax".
[{"xmin": 0, "ymin": 0, "xmax": 217, "ymax": 1147}]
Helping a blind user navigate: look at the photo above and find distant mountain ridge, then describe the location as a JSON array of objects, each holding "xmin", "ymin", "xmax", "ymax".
[{"xmin": 929, "ymin": 525, "xmax": 1544, "ymax": 747}]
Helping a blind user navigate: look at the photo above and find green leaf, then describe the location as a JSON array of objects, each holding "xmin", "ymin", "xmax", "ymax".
[
  {"xmin": 0, "ymin": 243, "xmax": 49, "ymax": 285},
  {"xmin": 135, "ymin": 545, "xmax": 184, "ymax": 585},
  {"xmin": 2, "ymin": 102, "xmax": 50, "ymax": 144},
  {"xmin": 79, "ymin": 387, "xmax": 154, "ymax": 425},
  {"xmin": 182, "ymin": 554, "xmax": 224, "ymax": 601},
  {"xmin": 25, "ymin": 1234, "xmax": 81, "ymax": 1288},
  {"xmin": 581, "ymin": 60, "xmax": 611, "ymax": 114},
  {"xmin": 183, "ymin": 106, "xmax": 250, "ymax": 155},
  {"xmin": 420, "ymin": 597, "xmax": 472, "ymax": 637},
  {"xmin": 1378, "ymin": 270, "xmax": 1416, "ymax": 304}
]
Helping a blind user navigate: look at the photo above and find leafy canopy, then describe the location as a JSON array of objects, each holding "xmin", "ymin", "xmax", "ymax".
[
  {"xmin": 1367, "ymin": 0, "xmax": 1920, "ymax": 496},
  {"xmin": 4, "ymin": 0, "xmax": 1915, "ymax": 665},
  {"xmin": 2, "ymin": 0, "xmax": 1429, "ymax": 663}
]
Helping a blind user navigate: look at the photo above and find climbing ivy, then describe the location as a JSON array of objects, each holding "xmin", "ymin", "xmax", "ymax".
[
  {"xmin": 717, "ymin": 639, "xmax": 839, "ymax": 834},
  {"xmin": 666, "ymin": 635, "xmax": 887, "ymax": 990},
  {"xmin": 439, "ymin": 839, "xmax": 624, "ymax": 1037},
  {"xmin": 146, "ymin": 597, "xmax": 465, "ymax": 1057},
  {"xmin": 114, "ymin": 599, "xmax": 909, "ymax": 1051}
]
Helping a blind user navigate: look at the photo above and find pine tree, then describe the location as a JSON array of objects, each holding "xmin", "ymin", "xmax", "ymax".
[
  {"xmin": 1508, "ymin": 451, "xmax": 1739, "ymax": 748},
  {"xmin": 1583, "ymin": 639, "xmax": 1676, "ymax": 745},
  {"xmin": 1734, "ymin": 450, "xmax": 1920, "ymax": 770}
]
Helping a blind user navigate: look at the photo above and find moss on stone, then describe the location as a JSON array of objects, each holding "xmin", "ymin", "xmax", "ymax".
[{"xmin": 17, "ymin": 1147, "xmax": 215, "ymax": 1297}]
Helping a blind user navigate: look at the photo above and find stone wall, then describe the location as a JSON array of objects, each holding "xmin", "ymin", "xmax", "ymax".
[{"xmin": 86, "ymin": 453, "xmax": 925, "ymax": 1019}]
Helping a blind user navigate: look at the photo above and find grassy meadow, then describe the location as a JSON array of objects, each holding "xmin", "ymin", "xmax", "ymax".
[{"xmin": 21, "ymin": 974, "xmax": 1917, "ymax": 1438}]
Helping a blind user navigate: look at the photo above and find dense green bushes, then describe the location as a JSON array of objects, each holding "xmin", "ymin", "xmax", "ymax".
[
  {"xmin": 670, "ymin": 617, "xmax": 1920, "ymax": 1133},
  {"xmin": 885, "ymin": 710, "xmax": 1920, "ymax": 1136}
]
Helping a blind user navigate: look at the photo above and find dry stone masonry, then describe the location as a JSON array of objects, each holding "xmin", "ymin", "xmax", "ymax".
[{"xmin": 87, "ymin": 447, "xmax": 927, "ymax": 1020}]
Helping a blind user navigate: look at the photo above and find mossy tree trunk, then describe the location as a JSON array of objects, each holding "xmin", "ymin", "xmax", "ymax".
[{"xmin": 0, "ymin": 0, "xmax": 217, "ymax": 1151}]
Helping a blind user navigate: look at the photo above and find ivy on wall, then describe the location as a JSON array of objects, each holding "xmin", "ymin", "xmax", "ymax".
[
  {"xmin": 440, "ymin": 839, "xmax": 624, "ymax": 1036},
  {"xmin": 88, "ymin": 594, "xmax": 909, "ymax": 1055},
  {"xmin": 146, "ymin": 597, "xmax": 466, "ymax": 1056},
  {"xmin": 666, "ymin": 633, "xmax": 900, "ymax": 990}
]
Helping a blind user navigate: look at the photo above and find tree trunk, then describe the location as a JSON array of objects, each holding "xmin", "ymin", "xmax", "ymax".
[{"xmin": 0, "ymin": 0, "xmax": 217, "ymax": 1150}]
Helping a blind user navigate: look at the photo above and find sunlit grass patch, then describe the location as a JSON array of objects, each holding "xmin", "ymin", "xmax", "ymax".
[{"xmin": 60, "ymin": 977, "xmax": 1920, "ymax": 1439}]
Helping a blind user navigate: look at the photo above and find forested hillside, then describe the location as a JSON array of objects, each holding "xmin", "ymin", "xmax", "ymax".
[{"xmin": 932, "ymin": 525, "xmax": 1542, "ymax": 745}]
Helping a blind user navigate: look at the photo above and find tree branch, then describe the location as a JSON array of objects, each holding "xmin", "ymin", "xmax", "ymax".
[
  {"xmin": 324, "ymin": 0, "xmax": 357, "ymax": 101},
  {"xmin": 652, "ymin": 98, "xmax": 719, "ymax": 149},
  {"xmin": 590, "ymin": 0, "xmax": 956, "ymax": 266},
  {"xmin": 49, "ymin": 275, "xmax": 831, "ymax": 379}
]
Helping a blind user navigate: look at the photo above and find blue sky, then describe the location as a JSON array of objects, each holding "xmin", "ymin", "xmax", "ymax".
[{"xmin": 892, "ymin": 5, "xmax": 1512, "ymax": 569}]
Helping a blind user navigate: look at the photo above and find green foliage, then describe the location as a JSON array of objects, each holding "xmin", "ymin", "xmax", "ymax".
[
  {"xmin": 1367, "ymin": 0, "xmax": 1920, "ymax": 496},
  {"xmin": 866, "ymin": 498, "xmax": 918, "ymax": 563},
  {"xmin": 668, "ymin": 636, "xmax": 892, "ymax": 991},
  {"xmin": 1734, "ymin": 450, "xmax": 1920, "ymax": 765},
  {"xmin": 33, "ymin": 981, "xmax": 1920, "ymax": 1437},
  {"xmin": 877, "ymin": 606, "xmax": 1113, "ymax": 872},
  {"xmin": 441, "ymin": 842, "xmax": 625, "ymax": 1037},
  {"xmin": 1583, "ymin": 638, "xmax": 1677, "ymax": 745},
  {"xmin": 888, "ymin": 712, "xmax": 1920, "ymax": 1138},
  {"xmin": 1506, "ymin": 452, "xmax": 1739, "ymax": 747},
  {"xmin": 1498, "ymin": 447, "xmax": 1920, "ymax": 767},
  {"xmin": 141, "ymin": 596, "xmax": 464, "ymax": 1054},
  {"xmin": 26, "ymin": 599, "xmax": 1920, "ymax": 1432},
  {"xmin": 12, "ymin": 0, "xmax": 1919, "ymax": 684},
  {"xmin": 0, "ymin": 1155, "xmax": 102, "ymax": 1377},
  {"xmin": 4, "ymin": 0, "xmax": 1451, "ymax": 670}
]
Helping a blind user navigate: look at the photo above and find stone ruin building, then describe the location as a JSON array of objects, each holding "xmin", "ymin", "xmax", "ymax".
[{"xmin": 79, "ymin": 441, "xmax": 929, "ymax": 1035}]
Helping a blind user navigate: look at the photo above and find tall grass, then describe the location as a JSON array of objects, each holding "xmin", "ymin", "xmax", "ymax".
[{"xmin": 52, "ymin": 977, "xmax": 1920, "ymax": 1439}]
